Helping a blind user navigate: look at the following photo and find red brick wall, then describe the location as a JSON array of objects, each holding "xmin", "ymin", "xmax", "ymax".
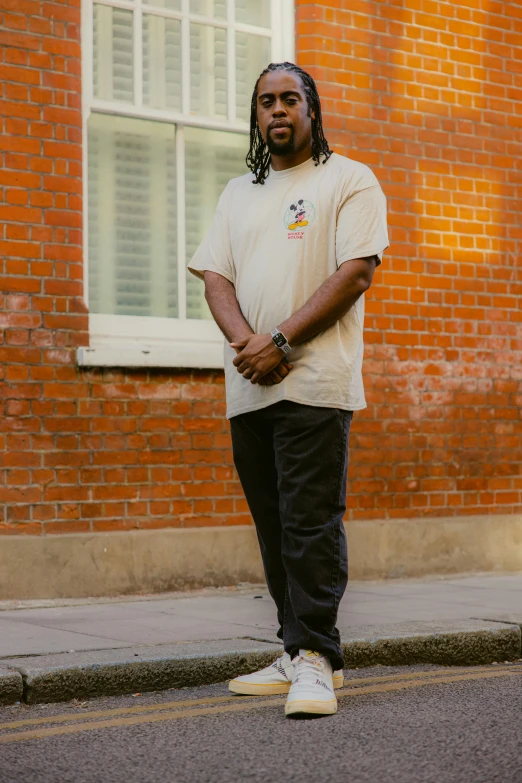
[
  {"xmin": 1, "ymin": 0, "xmax": 521, "ymax": 537},
  {"xmin": 0, "ymin": 0, "xmax": 238, "ymax": 536},
  {"xmin": 297, "ymin": 0, "xmax": 522, "ymax": 518}
]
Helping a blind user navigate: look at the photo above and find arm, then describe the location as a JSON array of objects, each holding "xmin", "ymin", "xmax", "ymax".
[
  {"xmin": 203, "ymin": 270, "xmax": 252, "ymax": 345},
  {"xmin": 203, "ymin": 271, "xmax": 292, "ymax": 386},
  {"xmin": 231, "ymin": 256, "xmax": 378, "ymax": 384},
  {"xmin": 280, "ymin": 255, "xmax": 377, "ymax": 345}
]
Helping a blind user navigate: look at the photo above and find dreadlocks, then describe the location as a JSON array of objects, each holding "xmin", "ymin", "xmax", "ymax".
[{"xmin": 246, "ymin": 62, "xmax": 332, "ymax": 185}]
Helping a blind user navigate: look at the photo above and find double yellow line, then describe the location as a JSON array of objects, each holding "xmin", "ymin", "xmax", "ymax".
[{"xmin": 1, "ymin": 664, "xmax": 520, "ymax": 744}]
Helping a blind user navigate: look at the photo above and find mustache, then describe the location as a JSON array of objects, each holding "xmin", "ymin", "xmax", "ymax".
[{"xmin": 268, "ymin": 121, "xmax": 294, "ymax": 132}]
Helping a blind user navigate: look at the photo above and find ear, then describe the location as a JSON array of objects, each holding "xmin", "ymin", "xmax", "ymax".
[{"xmin": 311, "ymin": 109, "xmax": 316, "ymax": 122}]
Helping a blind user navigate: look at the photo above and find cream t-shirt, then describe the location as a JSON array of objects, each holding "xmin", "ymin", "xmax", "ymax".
[{"xmin": 188, "ymin": 153, "xmax": 389, "ymax": 419}]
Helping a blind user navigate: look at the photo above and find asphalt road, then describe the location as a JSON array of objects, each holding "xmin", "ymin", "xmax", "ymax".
[{"xmin": 1, "ymin": 662, "xmax": 521, "ymax": 783}]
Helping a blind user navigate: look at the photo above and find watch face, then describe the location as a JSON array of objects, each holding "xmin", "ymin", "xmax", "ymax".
[{"xmin": 273, "ymin": 333, "xmax": 286, "ymax": 348}]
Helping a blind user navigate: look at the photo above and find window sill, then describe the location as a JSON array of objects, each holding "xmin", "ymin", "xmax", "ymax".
[
  {"xmin": 76, "ymin": 313, "xmax": 225, "ymax": 369},
  {"xmin": 77, "ymin": 344, "xmax": 224, "ymax": 369}
]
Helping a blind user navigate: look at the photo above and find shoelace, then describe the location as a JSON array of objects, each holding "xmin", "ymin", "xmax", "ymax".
[
  {"xmin": 270, "ymin": 654, "xmax": 291, "ymax": 676},
  {"xmin": 292, "ymin": 655, "xmax": 325, "ymax": 686}
]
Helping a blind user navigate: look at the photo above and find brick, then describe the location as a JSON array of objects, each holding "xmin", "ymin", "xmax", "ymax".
[
  {"xmin": 0, "ymin": 31, "xmax": 40, "ymax": 50},
  {"xmin": 0, "ymin": 0, "xmax": 519, "ymax": 534},
  {"xmin": 42, "ymin": 141, "xmax": 82, "ymax": 160},
  {"xmin": 0, "ymin": 64, "xmax": 40, "ymax": 86},
  {"xmin": 0, "ymin": 487, "xmax": 41, "ymax": 503},
  {"xmin": 41, "ymin": 37, "xmax": 80, "ymax": 58},
  {"xmin": 0, "ymin": 276, "xmax": 42, "ymax": 294},
  {"xmin": 0, "ymin": 204, "xmax": 42, "ymax": 223},
  {"xmin": 3, "ymin": 13, "xmax": 28, "ymax": 30}
]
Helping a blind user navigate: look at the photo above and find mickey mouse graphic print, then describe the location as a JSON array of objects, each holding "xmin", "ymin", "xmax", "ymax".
[
  {"xmin": 284, "ymin": 199, "xmax": 316, "ymax": 232},
  {"xmin": 188, "ymin": 153, "xmax": 389, "ymax": 419}
]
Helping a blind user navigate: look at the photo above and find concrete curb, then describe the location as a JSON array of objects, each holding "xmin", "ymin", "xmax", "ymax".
[
  {"xmin": 1, "ymin": 620, "xmax": 520, "ymax": 706},
  {"xmin": 1, "ymin": 640, "xmax": 283, "ymax": 706},
  {"xmin": 0, "ymin": 667, "xmax": 23, "ymax": 706},
  {"xmin": 341, "ymin": 620, "xmax": 521, "ymax": 668}
]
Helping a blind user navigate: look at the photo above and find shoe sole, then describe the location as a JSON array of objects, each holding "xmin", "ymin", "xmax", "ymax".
[
  {"xmin": 285, "ymin": 698, "xmax": 338, "ymax": 716},
  {"xmin": 229, "ymin": 673, "xmax": 344, "ymax": 697}
]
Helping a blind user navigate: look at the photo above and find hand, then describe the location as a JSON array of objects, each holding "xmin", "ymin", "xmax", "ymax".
[
  {"xmin": 230, "ymin": 334, "xmax": 291, "ymax": 384},
  {"xmin": 230, "ymin": 336, "xmax": 292, "ymax": 385},
  {"xmin": 258, "ymin": 359, "xmax": 293, "ymax": 386}
]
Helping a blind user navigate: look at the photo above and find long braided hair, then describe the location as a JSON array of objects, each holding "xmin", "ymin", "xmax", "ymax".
[{"xmin": 246, "ymin": 62, "xmax": 332, "ymax": 185}]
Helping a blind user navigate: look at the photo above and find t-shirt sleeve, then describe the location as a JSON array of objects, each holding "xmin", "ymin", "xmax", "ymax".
[
  {"xmin": 187, "ymin": 185, "xmax": 235, "ymax": 285},
  {"xmin": 336, "ymin": 180, "xmax": 389, "ymax": 268}
]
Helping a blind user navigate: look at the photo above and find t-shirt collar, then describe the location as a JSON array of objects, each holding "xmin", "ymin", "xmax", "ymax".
[{"xmin": 267, "ymin": 155, "xmax": 317, "ymax": 180}]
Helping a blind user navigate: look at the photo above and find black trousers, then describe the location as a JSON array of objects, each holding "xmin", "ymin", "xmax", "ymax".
[{"xmin": 230, "ymin": 400, "xmax": 352, "ymax": 671}]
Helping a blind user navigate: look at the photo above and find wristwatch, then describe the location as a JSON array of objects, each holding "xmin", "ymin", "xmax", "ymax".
[{"xmin": 271, "ymin": 327, "xmax": 292, "ymax": 355}]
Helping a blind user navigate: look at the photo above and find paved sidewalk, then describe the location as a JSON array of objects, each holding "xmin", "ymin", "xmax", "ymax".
[
  {"xmin": 1, "ymin": 572, "xmax": 521, "ymax": 659},
  {"xmin": 1, "ymin": 572, "xmax": 520, "ymax": 706}
]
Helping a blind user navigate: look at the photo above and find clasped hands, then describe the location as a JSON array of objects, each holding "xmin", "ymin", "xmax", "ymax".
[{"xmin": 230, "ymin": 333, "xmax": 292, "ymax": 386}]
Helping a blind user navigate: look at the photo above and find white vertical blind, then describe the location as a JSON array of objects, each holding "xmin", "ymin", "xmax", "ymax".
[
  {"xmin": 235, "ymin": 0, "xmax": 271, "ymax": 27},
  {"xmin": 143, "ymin": 0, "xmax": 182, "ymax": 10},
  {"xmin": 190, "ymin": 0, "xmax": 227, "ymax": 18},
  {"xmin": 87, "ymin": 118, "xmax": 114, "ymax": 313},
  {"xmin": 235, "ymin": 31, "xmax": 270, "ymax": 123},
  {"xmin": 88, "ymin": 114, "xmax": 178, "ymax": 317},
  {"xmin": 87, "ymin": 0, "xmax": 290, "ymax": 325},
  {"xmin": 190, "ymin": 23, "xmax": 227, "ymax": 118},
  {"xmin": 93, "ymin": 4, "xmax": 134, "ymax": 103},
  {"xmin": 143, "ymin": 15, "xmax": 182, "ymax": 111},
  {"xmin": 91, "ymin": 1, "xmax": 275, "ymax": 131},
  {"xmin": 184, "ymin": 127, "xmax": 248, "ymax": 319}
]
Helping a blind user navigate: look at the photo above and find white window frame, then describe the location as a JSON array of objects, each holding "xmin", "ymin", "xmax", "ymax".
[{"xmin": 78, "ymin": 0, "xmax": 295, "ymax": 369}]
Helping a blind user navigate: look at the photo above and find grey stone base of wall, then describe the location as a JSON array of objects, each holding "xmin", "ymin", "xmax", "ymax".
[{"xmin": 1, "ymin": 514, "xmax": 521, "ymax": 600}]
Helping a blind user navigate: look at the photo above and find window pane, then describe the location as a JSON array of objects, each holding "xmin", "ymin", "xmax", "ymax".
[
  {"xmin": 88, "ymin": 114, "xmax": 178, "ymax": 318},
  {"xmin": 185, "ymin": 128, "xmax": 248, "ymax": 320},
  {"xmin": 93, "ymin": 5, "xmax": 134, "ymax": 103},
  {"xmin": 190, "ymin": 24, "xmax": 227, "ymax": 119},
  {"xmin": 143, "ymin": 15, "xmax": 181, "ymax": 111},
  {"xmin": 190, "ymin": 0, "xmax": 227, "ymax": 19},
  {"xmin": 235, "ymin": 0, "xmax": 270, "ymax": 28},
  {"xmin": 236, "ymin": 32, "xmax": 270, "ymax": 122},
  {"xmin": 143, "ymin": 0, "xmax": 181, "ymax": 10}
]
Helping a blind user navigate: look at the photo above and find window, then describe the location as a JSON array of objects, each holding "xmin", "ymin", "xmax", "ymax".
[{"xmin": 78, "ymin": 0, "xmax": 295, "ymax": 369}]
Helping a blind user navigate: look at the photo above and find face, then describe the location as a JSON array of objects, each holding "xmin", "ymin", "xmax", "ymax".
[{"xmin": 256, "ymin": 70, "xmax": 315, "ymax": 158}]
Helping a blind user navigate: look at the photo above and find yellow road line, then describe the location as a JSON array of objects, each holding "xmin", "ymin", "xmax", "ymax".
[
  {"xmin": 337, "ymin": 669, "xmax": 521, "ymax": 699},
  {"xmin": 0, "ymin": 667, "xmax": 520, "ymax": 745},
  {"xmin": 0, "ymin": 694, "xmax": 238, "ymax": 731},
  {"xmin": 1, "ymin": 664, "xmax": 521, "ymax": 733}
]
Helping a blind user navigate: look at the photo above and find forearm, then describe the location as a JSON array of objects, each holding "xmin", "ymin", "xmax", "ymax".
[
  {"xmin": 203, "ymin": 271, "xmax": 253, "ymax": 343},
  {"xmin": 205, "ymin": 270, "xmax": 292, "ymax": 386},
  {"xmin": 279, "ymin": 258, "xmax": 375, "ymax": 346}
]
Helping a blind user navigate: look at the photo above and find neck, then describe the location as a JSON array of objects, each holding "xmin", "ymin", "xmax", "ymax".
[{"xmin": 270, "ymin": 145, "xmax": 313, "ymax": 171}]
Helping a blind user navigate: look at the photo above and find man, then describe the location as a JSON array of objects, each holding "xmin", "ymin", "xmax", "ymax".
[{"xmin": 188, "ymin": 62, "xmax": 389, "ymax": 717}]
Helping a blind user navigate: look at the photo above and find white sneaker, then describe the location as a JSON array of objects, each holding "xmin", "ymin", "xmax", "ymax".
[
  {"xmin": 229, "ymin": 652, "xmax": 294, "ymax": 695},
  {"xmin": 229, "ymin": 651, "xmax": 344, "ymax": 696},
  {"xmin": 285, "ymin": 650, "xmax": 338, "ymax": 716}
]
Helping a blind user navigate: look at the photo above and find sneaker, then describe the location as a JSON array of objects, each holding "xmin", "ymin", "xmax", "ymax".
[
  {"xmin": 229, "ymin": 651, "xmax": 344, "ymax": 696},
  {"xmin": 229, "ymin": 652, "xmax": 294, "ymax": 695},
  {"xmin": 285, "ymin": 650, "xmax": 338, "ymax": 716}
]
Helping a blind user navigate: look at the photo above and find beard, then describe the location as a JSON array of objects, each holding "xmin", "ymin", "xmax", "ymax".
[{"xmin": 266, "ymin": 126, "xmax": 296, "ymax": 156}]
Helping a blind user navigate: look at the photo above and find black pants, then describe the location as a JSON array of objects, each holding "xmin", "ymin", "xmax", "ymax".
[{"xmin": 230, "ymin": 400, "xmax": 352, "ymax": 671}]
